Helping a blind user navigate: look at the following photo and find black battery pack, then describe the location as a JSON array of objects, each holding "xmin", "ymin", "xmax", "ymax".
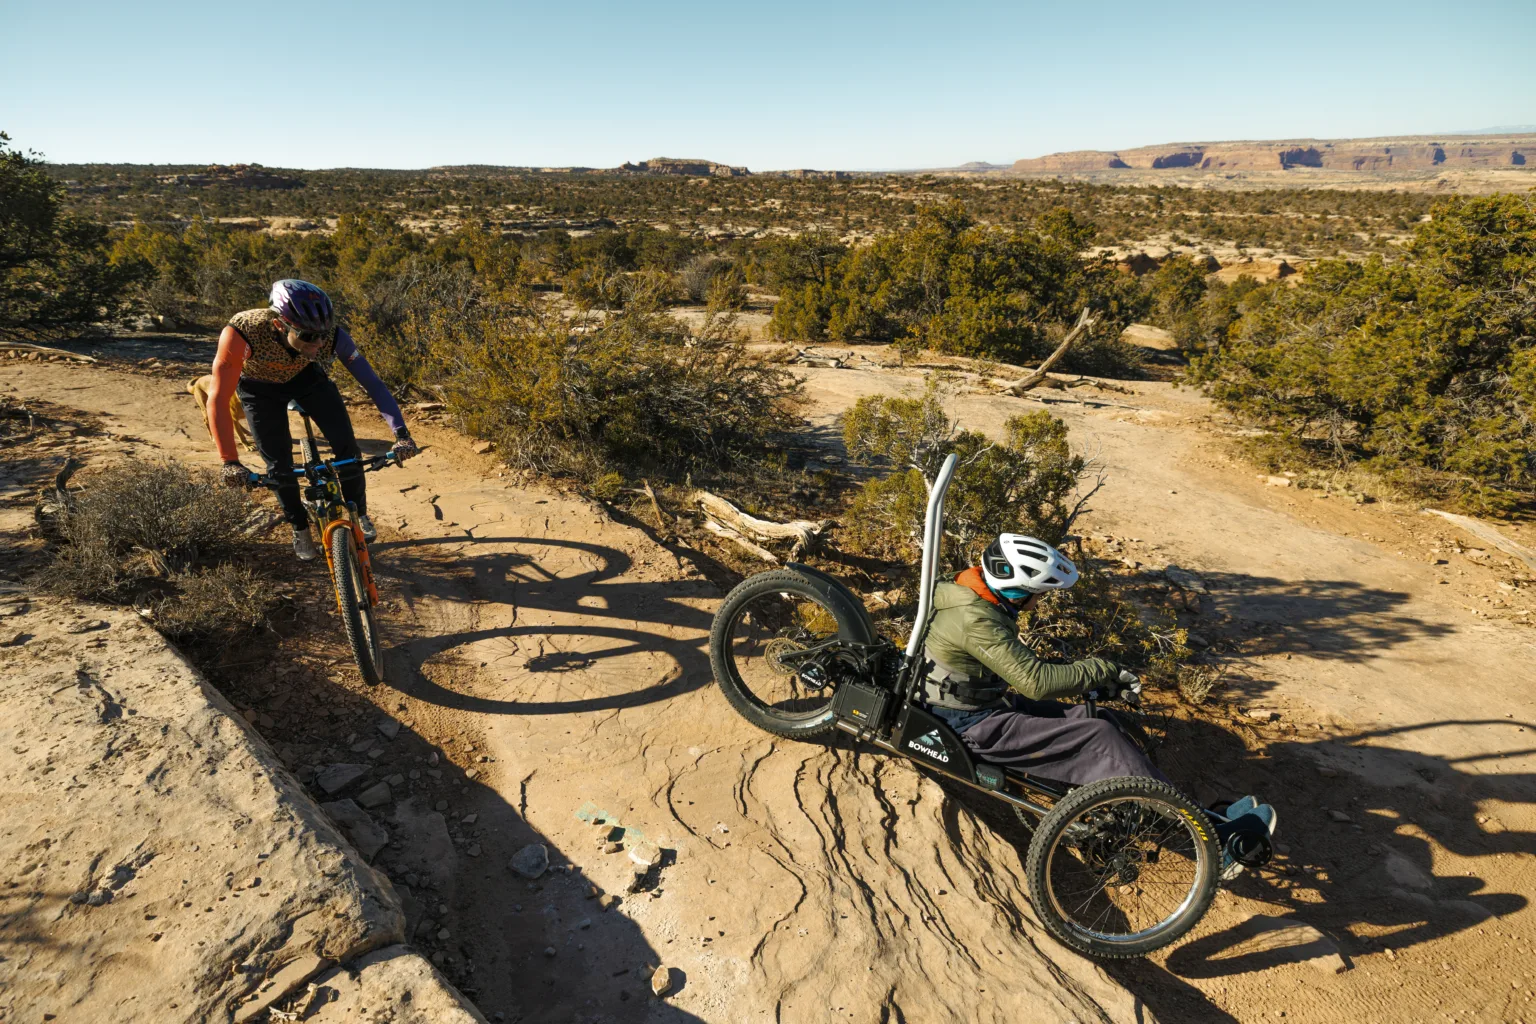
[{"xmin": 832, "ymin": 681, "xmax": 893, "ymax": 731}]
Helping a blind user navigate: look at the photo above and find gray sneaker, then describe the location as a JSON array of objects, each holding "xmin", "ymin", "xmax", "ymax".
[
  {"xmin": 292, "ymin": 527, "xmax": 318, "ymax": 561},
  {"xmin": 357, "ymin": 513, "xmax": 377, "ymax": 543}
]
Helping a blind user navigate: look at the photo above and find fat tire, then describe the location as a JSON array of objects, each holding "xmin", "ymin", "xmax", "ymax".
[
  {"xmin": 709, "ymin": 568, "xmax": 874, "ymax": 740},
  {"xmin": 1025, "ymin": 775, "xmax": 1218, "ymax": 959},
  {"xmin": 330, "ymin": 527, "xmax": 384, "ymax": 687}
]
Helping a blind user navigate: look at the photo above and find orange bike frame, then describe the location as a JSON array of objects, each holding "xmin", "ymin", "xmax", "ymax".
[{"xmin": 320, "ymin": 516, "xmax": 381, "ymax": 610}]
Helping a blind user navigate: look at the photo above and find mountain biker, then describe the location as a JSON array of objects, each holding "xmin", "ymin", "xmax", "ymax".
[{"xmin": 206, "ymin": 279, "xmax": 418, "ymax": 560}]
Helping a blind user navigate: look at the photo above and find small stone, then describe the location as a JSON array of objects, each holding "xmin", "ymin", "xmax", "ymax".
[
  {"xmin": 428, "ymin": 752, "xmax": 439, "ymax": 766},
  {"xmin": 542, "ymin": 945, "xmax": 557, "ymax": 957},
  {"xmin": 651, "ymin": 965, "xmax": 673, "ymax": 997},
  {"xmin": 386, "ymin": 774, "xmax": 405, "ymax": 787},
  {"xmin": 1316, "ymin": 766, "xmax": 1339, "ymax": 778},
  {"xmin": 315, "ymin": 763, "xmax": 369, "ymax": 795},
  {"xmin": 510, "ymin": 843, "xmax": 549, "ymax": 879},
  {"xmin": 466, "ymin": 844, "xmax": 482, "ymax": 858},
  {"xmin": 628, "ymin": 842, "xmax": 662, "ymax": 869},
  {"xmin": 86, "ymin": 890, "xmax": 111, "ymax": 907},
  {"xmin": 434, "ymin": 800, "xmax": 448, "ymax": 811},
  {"xmin": 1187, "ymin": 632, "xmax": 1210, "ymax": 648},
  {"xmin": 465, "ymin": 768, "xmax": 478, "ymax": 780},
  {"xmin": 461, "ymin": 814, "xmax": 478, "ymax": 825},
  {"xmin": 473, "ymin": 440, "xmax": 494, "ymax": 454},
  {"xmin": 603, "ymin": 841, "xmax": 623, "ymax": 854},
  {"xmin": 1383, "ymin": 947, "xmax": 1397, "ymax": 960},
  {"xmin": 409, "ymin": 770, "xmax": 421, "ymax": 780},
  {"xmin": 578, "ymin": 917, "xmax": 591, "ymax": 930},
  {"xmin": 1264, "ymin": 475, "xmax": 1293, "ymax": 487},
  {"xmin": 1246, "ymin": 709, "xmax": 1280, "ymax": 722},
  {"xmin": 437, "ymin": 927, "xmax": 451, "ymax": 940},
  {"xmin": 377, "ymin": 719, "xmax": 401, "ymax": 740},
  {"xmin": 350, "ymin": 738, "xmax": 374, "ymax": 753},
  {"xmin": 356, "ymin": 782, "xmax": 392, "ymax": 809},
  {"xmin": 1327, "ymin": 810, "xmax": 1352, "ymax": 823},
  {"xmin": 64, "ymin": 619, "xmax": 109, "ymax": 633},
  {"xmin": 599, "ymin": 894, "xmax": 621, "ymax": 912}
]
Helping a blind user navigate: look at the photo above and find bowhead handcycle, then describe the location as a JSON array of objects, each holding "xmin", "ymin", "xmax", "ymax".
[
  {"xmin": 249, "ymin": 402, "xmax": 398, "ymax": 686},
  {"xmin": 708, "ymin": 454, "xmax": 1271, "ymax": 959}
]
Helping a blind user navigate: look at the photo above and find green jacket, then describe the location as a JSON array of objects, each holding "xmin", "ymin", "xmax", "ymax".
[{"xmin": 923, "ymin": 580, "xmax": 1119, "ymax": 704}]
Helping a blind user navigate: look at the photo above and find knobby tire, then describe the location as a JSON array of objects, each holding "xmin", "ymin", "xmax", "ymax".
[{"xmin": 330, "ymin": 526, "xmax": 384, "ymax": 686}]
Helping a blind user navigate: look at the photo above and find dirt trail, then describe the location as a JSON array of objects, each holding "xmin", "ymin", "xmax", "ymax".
[{"xmin": 5, "ymin": 345, "xmax": 1535, "ymax": 1024}]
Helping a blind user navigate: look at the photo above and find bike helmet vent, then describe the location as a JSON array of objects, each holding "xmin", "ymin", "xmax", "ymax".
[
  {"xmin": 980, "ymin": 533, "xmax": 1079, "ymax": 596},
  {"xmin": 270, "ymin": 279, "xmax": 335, "ymax": 334}
]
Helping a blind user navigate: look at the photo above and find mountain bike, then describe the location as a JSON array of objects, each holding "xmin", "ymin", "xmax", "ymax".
[
  {"xmin": 249, "ymin": 404, "xmax": 399, "ymax": 686},
  {"xmin": 708, "ymin": 454, "xmax": 1272, "ymax": 959}
]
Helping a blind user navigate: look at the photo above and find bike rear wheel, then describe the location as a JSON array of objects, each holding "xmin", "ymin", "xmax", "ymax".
[
  {"xmin": 709, "ymin": 568, "xmax": 873, "ymax": 739},
  {"xmin": 1025, "ymin": 775, "xmax": 1218, "ymax": 959},
  {"xmin": 330, "ymin": 526, "xmax": 385, "ymax": 686}
]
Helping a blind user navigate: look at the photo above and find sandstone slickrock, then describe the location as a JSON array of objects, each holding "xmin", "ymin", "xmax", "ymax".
[
  {"xmin": 321, "ymin": 799, "xmax": 390, "ymax": 861},
  {"xmin": 0, "ymin": 600, "xmax": 416, "ymax": 1023},
  {"xmin": 305, "ymin": 945, "xmax": 488, "ymax": 1023}
]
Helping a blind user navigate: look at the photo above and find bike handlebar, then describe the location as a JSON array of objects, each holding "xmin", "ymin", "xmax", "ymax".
[{"xmin": 248, "ymin": 451, "xmax": 398, "ymax": 489}]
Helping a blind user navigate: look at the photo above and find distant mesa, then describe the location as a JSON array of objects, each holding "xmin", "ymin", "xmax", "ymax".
[
  {"xmin": 1011, "ymin": 133, "xmax": 1535, "ymax": 174},
  {"xmin": 155, "ymin": 164, "xmax": 303, "ymax": 189},
  {"xmin": 764, "ymin": 168, "xmax": 854, "ymax": 181},
  {"xmin": 618, "ymin": 157, "xmax": 750, "ymax": 177}
]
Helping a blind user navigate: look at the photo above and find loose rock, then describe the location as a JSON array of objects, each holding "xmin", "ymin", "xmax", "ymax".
[
  {"xmin": 628, "ymin": 842, "xmax": 662, "ymax": 869},
  {"xmin": 357, "ymin": 782, "xmax": 392, "ymax": 809},
  {"xmin": 316, "ymin": 763, "xmax": 370, "ymax": 795},
  {"xmin": 651, "ymin": 965, "xmax": 673, "ymax": 997},
  {"xmin": 510, "ymin": 843, "xmax": 549, "ymax": 879}
]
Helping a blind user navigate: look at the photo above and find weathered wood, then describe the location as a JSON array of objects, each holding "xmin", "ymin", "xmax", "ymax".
[
  {"xmin": 0, "ymin": 342, "xmax": 97, "ymax": 363},
  {"xmin": 702, "ymin": 519, "xmax": 779, "ymax": 562},
  {"xmin": 992, "ymin": 308, "xmax": 1097, "ymax": 395},
  {"xmin": 692, "ymin": 490, "xmax": 831, "ymax": 559},
  {"xmin": 1423, "ymin": 509, "xmax": 1536, "ymax": 572}
]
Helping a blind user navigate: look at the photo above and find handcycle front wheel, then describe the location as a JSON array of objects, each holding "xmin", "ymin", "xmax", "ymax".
[
  {"xmin": 329, "ymin": 526, "xmax": 385, "ymax": 686},
  {"xmin": 708, "ymin": 568, "xmax": 874, "ymax": 740},
  {"xmin": 1025, "ymin": 775, "xmax": 1219, "ymax": 959}
]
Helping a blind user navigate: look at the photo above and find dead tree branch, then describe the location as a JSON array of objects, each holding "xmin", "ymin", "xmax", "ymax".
[
  {"xmin": 692, "ymin": 490, "xmax": 832, "ymax": 560},
  {"xmin": 991, "ymin": 308, "xmax": 1097, "ymax": 395}
]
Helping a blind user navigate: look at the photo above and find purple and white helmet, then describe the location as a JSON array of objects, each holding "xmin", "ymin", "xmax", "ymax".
[{"xmin": 269, "ymin": 279, "xmax": 334, "ymax": 334}]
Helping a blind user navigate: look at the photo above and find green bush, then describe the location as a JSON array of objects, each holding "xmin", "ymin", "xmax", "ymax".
[
  {"xmin": 772, "ymin": 202, "xmax": 1147, "ymax": 374},
  {"xmin": 1, "ymin": 132, "xmax": 142, "ymax": 338},
  {"xmin": 417, "ymin": 294, "xmax": 802, "ymax": 481},
  {"xmin": 1192, "ymin": 194, "xmax": 1536, "ymax": 511},
  {"xmin": 36, "ymin": 460, "xmax": 276, "ymax": 640},
  {"xmin": 841, "ymin": 385, "xmax": 1089, "ymax": 567}
]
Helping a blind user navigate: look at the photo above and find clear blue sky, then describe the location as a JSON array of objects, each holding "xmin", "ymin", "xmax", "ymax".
[{"xmin": 4, "ymin": 0, "xmax": 1532, "ymax": 170}]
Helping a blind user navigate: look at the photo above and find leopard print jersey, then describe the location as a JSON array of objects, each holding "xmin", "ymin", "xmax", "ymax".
[{"xmin": 228, "ymin": 307, "xmax": 337, "ymax": 384}]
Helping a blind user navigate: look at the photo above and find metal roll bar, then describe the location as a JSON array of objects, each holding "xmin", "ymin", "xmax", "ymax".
[{"xmin": 904, "ymin": 453, "xmax": 959, "ymax": 661}]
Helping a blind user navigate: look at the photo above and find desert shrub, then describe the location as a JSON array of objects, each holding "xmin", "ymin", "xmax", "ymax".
[
  {"xmin": 417, "ymin": 293, "xmax": 802, "ymax": 480},
  {"xmin": 1192, "ymin": 193, "xmax": 1536, "ymax": 511},
  {"xmin": 842, "ymin": 385, "xmax": 1090, "ymax": 567},
  {"xmin": 681, "ymin": 253, "xmax": 728, "ymax": 303},
  {"xmin": 1, "ymin": 132, "xmax": 143, "ymax": 338},
  {"xmin": 772, "ymin": 202, "xmax": 1148, "ymax": 375},
  {"xmin": 36, "ymin": 460, "xmax": 277, "ymax": 640}
]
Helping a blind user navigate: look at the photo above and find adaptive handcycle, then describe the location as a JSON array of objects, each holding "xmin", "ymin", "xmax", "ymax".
[{"xmin": 707, "ymin": 453, "xmax": 1271, "ymax": 959}]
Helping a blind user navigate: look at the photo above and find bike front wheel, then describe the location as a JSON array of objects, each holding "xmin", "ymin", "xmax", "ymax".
[
  {"xmin": 330, "ymin": 526, "xmax": 385, "ymax": 686},
  {"xmin": 1025, "ymin": 775, "xmax": 1219, "ymax": 959}
]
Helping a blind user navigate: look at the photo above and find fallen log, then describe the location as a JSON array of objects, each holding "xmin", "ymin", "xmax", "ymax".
[
  {"xmin": 693, "ymin": 490, "xmax": 832, "ymax": 560},
  {"xmin": 0, "ymin": 342, "xmax": 97, "ymax": 364},
  {"xmin": 1423, "ymin": 509, "xmax": 1536, "ymax": 573},
  {"xmin": 992, "ymin": 308, "xmax": 1097, "ymax": 395},
  {"xmin": 702, "ymin": 519, "xmax": 780, "ymax": 562}
]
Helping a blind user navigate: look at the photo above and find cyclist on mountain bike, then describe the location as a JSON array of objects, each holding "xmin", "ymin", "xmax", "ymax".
[{"xmin": 207, "ymin": 279, "xmax": 418, "ymax": 560}]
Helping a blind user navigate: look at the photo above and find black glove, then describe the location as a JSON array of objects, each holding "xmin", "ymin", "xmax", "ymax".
[
  {"xmin": 1088, "ymin": 669, "xmax": 1142, "ymax": 705},
  {"xmin": 391, "ymin": 430, "xmax": 419, "ymax": 462},
  {"xmin": 221, "ymin": 461, "xmax": 251, "ymax": 489}
]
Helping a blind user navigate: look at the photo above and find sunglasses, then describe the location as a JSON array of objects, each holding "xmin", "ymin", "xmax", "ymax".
[{"xmin": 278, "ymin": 318, "xmax": 325, "ymax": 344}]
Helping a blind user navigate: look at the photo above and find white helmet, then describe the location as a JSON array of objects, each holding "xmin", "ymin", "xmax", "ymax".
[{"xmin": 981, "ymin": 534, "xmax": 1079, "ymax": 599}]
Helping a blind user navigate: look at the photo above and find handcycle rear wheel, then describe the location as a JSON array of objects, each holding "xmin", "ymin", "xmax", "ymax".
[
  {"xmin": 330, "ymin": 526, "xmax": 385, "ymax": 686},
  {"xmin": 709, "ymin": 568, "xmax": 874, "ymax": 740},
  {"xmin": 1025, "ymin": 775, "xmax": 1218, "ymax": 959}
]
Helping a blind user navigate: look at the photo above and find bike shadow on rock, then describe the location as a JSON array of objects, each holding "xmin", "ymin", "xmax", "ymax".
[
  {"xmin": 200, "ymin": 649, "xmax": 708, "ymax": 1023},
  {"xmin": 367, "ymin": 533, "xmax": 721, "ymax": 717}
]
